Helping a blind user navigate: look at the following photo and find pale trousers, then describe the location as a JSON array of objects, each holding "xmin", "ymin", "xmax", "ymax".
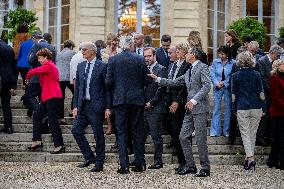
[{"xmin": 237, "ymin": 109, "xmax": 262, "ymax": 158}]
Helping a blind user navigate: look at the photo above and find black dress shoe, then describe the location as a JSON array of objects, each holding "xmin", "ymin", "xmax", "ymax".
[
  {"xmin": 0, "ymin": 127, "xmax": 13, "ymax": 134},
  {"xmin": 166, "ymin": 141, "xmax": 174, "ymax": 148},
  {"xmin": 117, "ymin": 167, "xmax": 130, "ymax": 174},
  {"xmin": 195, "ymin": 169, "xmax": 210, "ymax": 177},
  {"xmin": 27, "ymin": 108, "xmax": 33, "ymax": 118},
  {"xmin": 148, "ymin": 164, "xmax": 163, "ymax": 169},
  {"xmin": 174, "ymin": 164, "xmax": 185, "ymax": 173},
  {"xmin": 59, "ymin": 120, "xmax": 67, "ymax": 125},
  {"xmin": 176, "ymin": 166, "xmax": 197, "ymax": 175},
  {"xmin": 131, "ymin": 165, "xmax": 146, "ymax": 172},
  {"xmin": 27, "ymin": 143, "xmax": 43, "ymax": 152},
  {"xmin": 77, "ymin": 159, "xmax": 96, "ymax": 168},
  {"xmin": 50, "ymin": 146, "xmax": 65, "ymax": 154},
  {"xmin": 90, "ymin": 165, "xmax": 103, "ymax": 172}
]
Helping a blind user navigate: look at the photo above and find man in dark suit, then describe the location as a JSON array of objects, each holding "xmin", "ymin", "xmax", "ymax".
[
  {"xmin": 22, "ymin": 31, "xmax": 56, "ymax": 117},
  {"xmin": 167, "ymin": 43, "xmax": 191, "ymax": 172},
  {"xmin": 255, "ymin": 45, "xmax": 284, "ymax": 146},
  {"xmin": 156, "ymin": 35, "xmax": 171, "ymax": 69},
  {"xmin": 0, "ymin": 39, "xmax": 17, "ymax": 134},
  {"xmin": 144, "ymin": 47, "xmax": 167, "ymax": 169},
  {"xmin": 105, "ymin": 36, "xmax": 150, "ymax": 174},
  {"xmin": 71, "ymin": 42, "xmax": 111, "ymax": 172}
]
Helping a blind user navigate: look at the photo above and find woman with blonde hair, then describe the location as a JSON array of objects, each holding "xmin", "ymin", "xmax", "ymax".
[
  {"xmin": 267, "ymin": 59, "xmax": 284, "ymax": 170},
  {"xmin": 231, "ymin": 51, "xmax": 266, "ymax": 171},
  {"xmin": 187, "ymin": 31, "xmax": 208, "ymax": 65},
  {"xmin": 100, "ymin": 33, "xmax": 121, "ymax": 135}
]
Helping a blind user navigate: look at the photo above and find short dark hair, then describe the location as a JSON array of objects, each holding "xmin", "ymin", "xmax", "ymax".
[
  {"xmin": 43, "ymin": 33, "xmax": 52, "ymax": 44},
  {"xmin": 17, "ymin": 23, "xmax": 29, "ymax": 33},
  {"xmin": 95, "ymin": 40, "xmax": 106, "ymax": 48},
  {"xmin": 217, "ymin": 45, "xmax": 230, "ymax": 57},
  {"xmin": 144, "ymin": 47, "xmax": 156, "ymax": 56},
  {"xmin": 191, "ymin": 47, "xmax": 203, "ymax": 60},
  {"xmin": 243, "ymin": 36, "xmax": 254, "ymax": 43},
  {"xmin": 63, "ymin": 40, "xmax": 75, "ymax": 48},
  {"xmin": 161, "ymin": 34, "xmax": 171, "ymax": 43},
  {"xmin": 36, "ymin": 48, "xmax": 53, "ymax": 60},
  {"xmin": 277, "ymin": 38, "xmax": 284, "ymax": 46}
]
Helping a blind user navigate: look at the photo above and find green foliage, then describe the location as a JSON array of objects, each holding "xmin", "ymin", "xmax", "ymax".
[
  {"xmin": 279, "ymin": 27, "xmax": 284, "ymax": 38},
  {"xmin": 228, "ymin": 17, "xmax": 267, "ymax": 48},
  {"xmin": 3, "ymin": 8, "xmax": 39, "ymax": 41}
]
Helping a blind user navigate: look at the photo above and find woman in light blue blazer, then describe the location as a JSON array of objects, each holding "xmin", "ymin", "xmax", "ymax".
[{"xmin": 210, "ymin": 46, "xmax": 235, "ymax": 137}]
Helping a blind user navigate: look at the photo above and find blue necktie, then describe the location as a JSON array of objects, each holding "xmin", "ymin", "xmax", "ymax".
[{"xmin": 83, "ymin": 63, "xmax": 91, "ymax": 99}]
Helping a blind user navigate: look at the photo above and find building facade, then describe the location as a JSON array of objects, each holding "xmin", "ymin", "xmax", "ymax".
[{"xmin": 1, "ymin": 0, "xmax": 284, "ymax": 61}]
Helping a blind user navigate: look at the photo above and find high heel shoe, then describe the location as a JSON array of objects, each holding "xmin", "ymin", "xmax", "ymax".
[
  {"xmin": 50, "ymin": 146, "xmax": 65, "ymax": 154},
  {"xmin": 28, "ymin": 143, "xmax": 43, "ymax": 152},
  {"xmin": 245, "ymin": 161, "xmax": 256, "ymax": 171}
]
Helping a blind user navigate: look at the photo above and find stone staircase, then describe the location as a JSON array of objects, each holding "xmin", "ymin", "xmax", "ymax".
[{"xmin": 0, "ymin": 80, "xmax": 270, "ymax": 165}]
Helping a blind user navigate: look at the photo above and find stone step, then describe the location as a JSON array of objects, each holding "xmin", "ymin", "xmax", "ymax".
[
  {"xmin": 0, "ymin": 102, "xmax": 73, "ymax": 109},
  {"xmin": 0, "ymin": 133, "xmax": 242, "ymax": 145},
  {"xmin": 0, "ymin": 151, "xmax": 268, "ymax": 165},
  {"xmin": 0, "ymin": 141, "xmax": 270, "ymax": 155},
  {"xmin": 0, "ymin": 109, "xmax": 73, "ymax": 117}
]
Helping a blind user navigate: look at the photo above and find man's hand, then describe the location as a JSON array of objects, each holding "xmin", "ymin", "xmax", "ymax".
[
  {"xmin": 105, "ymin": 109, "xmax": 111, "ymax": 119},
  {"xmin": 185, "ymin": 101, "xmax": 194, "ymax": 110},
  {"xmin": 147, "ymin": 73, "xmax": 158, "ymax": 80},
  {"xmin": 217, "ymin": 82, "xmax": 224, "ymax": 89},
  {"xmin": 169, "ymin": 101, "xmax": 178, "ymax": 113},
  {"xmin": 145, "ymin": 102, "xmax": 152, "ymax": 109},
  {"xmin": 10, "ymin": 89, "xmax": 16, "ymax": 96},
  {"xmin": 72, "ymin": 108, "xmax": 78, "ymax": 118},
  {"xmin": 25, "ymin": 79, "xmax": 29, "ymax": 85}
]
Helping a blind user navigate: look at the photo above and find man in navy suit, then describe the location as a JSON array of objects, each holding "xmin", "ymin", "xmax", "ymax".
[
  {"xmin": 156, "ymin": 35, "xmax": 171, "ymax": 69},
  {"xmin": 72, "ymin": 42, "xmax": 111, "ymax": 172},
  {"xmin": 106, "ymin": 36, "xmax": 150, "ymax": 174}
]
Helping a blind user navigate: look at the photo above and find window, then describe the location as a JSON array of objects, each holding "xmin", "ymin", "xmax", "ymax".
[
  {"xmin": 116, "ymin": 0, "xmax": 161, "ymax": 47},
  {"xmin": 243, "ymin": 0, "xmax": 277, "ymax": 51},
  {"xmin": 45, "ymin": 0, "xmax": 70, "ymax": 51},
  {"xmin": 207, "ymin": 0, "xmax": 228, "ymax": 63}
]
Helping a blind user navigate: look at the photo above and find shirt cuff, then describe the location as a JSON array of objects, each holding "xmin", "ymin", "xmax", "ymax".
[
  {"xmin": 190, "ymin": 99, "xmax": 198, "ymax": 105},
  {"xmin": 156, "ymin": 77, "xmax": 161, "ymax": 83}
]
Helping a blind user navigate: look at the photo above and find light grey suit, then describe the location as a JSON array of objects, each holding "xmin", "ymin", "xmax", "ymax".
[{"xmin": 159, "ymin": 60, "xmax": 211, "ymax": 170}]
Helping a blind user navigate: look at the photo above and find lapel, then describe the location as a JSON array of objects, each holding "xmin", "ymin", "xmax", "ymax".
[
  {"xmin": 90, "ymin": 60, "xmax": 100, "ymax": 83},
  {"xmin": 176, "ymin": 60, "xmax": 187, "ymax": 76},
  {"xmin": 152, "ymin": 64, "xmax": 159, "ymax": 75},
  {"xmin": 191, "ymin": 60, "xmax": 201, "ymax": 77}
]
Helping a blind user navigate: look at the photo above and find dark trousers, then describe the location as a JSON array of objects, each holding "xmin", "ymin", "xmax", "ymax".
[
  {"xmin": 71, "ymin": 101, "xmax": 105, "ymax": 166},
  {"xmin": 32, "ymin": 98, "xmax": 64, "ymax": 147},
  {"xmin": 256, "ymin": 113, "xmax": 272, "ymax": 145},
  {"xmin": 0, "ymin": 84, "xmax": 12, "ymax": 129},
  {"xmin": 114, "ymin": 104, "xmax": 145, "ymax": 169},
  {"xmin": 144, "ymin": 113, "xmax": 163, "ymax": 165},
  {"xmin": 170, "ymin": 107, "xmax": 186, "ymax": 165},
  {"xmin": 17, "ymin": 67, "xmax": 29, "ymax": 92},
  {"xmin": 22, "ymin": 83, "xmax": 41, "ymax": 111},
  {"xmin": 59, "ymin": 81, "xmax": 74, "ymax": 118},
  {"xmin": 229, "ymin": 113, "xmax": 238, "ymax": 144},
  {"xmin": 268, "ymin": 117, "xmax": 284, "ymax": 169}
]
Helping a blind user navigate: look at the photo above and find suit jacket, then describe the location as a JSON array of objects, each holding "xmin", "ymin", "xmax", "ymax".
[
  {"xmin": 28, "ymin": 39, "xmax": 57, "ymax": 83},
  {"xmin": 17, "ymin": 38, "xmax": 33, "ymax": 68},
  {"xmin": 0, "ymin": 40, "xmax": 17, "ymax": 89},
  {"xmin": 159, "ymin": 61, "xmax": 211, "ymax": 114},
  {"xmin": 156, "ymin": 47, "xmax": 170, "ymax": 69},
  {"xmin": 168, "ymin": 60, "xmax": 191, "ymax": 106},
  {"xmin": 105, "ymin": 50, "xmax": 150, "ymax": 106},
  {"xmin": 255, "ymin": 55, "xmax": 272, "ymax": 96},
  {"xmin": 145, "ymin": 63, "xmax": 168, "ymax": 114},
  {"xmin": 74, "ymin": 59, "xmax": 111, "ymax": 114}
]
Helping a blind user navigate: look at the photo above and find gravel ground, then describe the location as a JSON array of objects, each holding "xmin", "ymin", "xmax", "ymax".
[{"xmin": 0, "ymin": 162, "xmax": 283, "ymax": 189}]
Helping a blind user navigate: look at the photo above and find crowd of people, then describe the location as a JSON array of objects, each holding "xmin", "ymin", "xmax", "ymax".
[{"xmin": 0, "ymin": 23, "xmax": 284, "ymax": 176}]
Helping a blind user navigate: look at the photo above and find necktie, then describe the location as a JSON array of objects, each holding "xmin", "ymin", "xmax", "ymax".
[
  {"xmin": 137, "ymin": 48, "xmax": 141, "ymax": 55},
  {"xmin": 148, "ymin": 65, "xmax": 151, "ymax": 72},
  {"xmin": 170, "ymin": 63, "xmax": 177, "ymax": 79},
  {"xmin": 83, "ymin": 63, "xmax": 91, "ymax": 99},
  {"xmin": 188, "ymin": 66, "xmax": 192, "ymax": 83}
]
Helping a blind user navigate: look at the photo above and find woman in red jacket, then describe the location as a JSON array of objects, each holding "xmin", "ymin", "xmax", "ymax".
[
  {"xmin": 267, "ymin": 59, "xmax": 284, "ymax": 170},
  {"xmin": 26, "ymin": 48, "xmax": 65, "ymax": 154}
]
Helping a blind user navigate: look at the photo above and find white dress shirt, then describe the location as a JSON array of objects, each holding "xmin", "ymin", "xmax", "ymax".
[
  {"xmin": 84, "ymin": 58, "xmax": 96, "ymax": 100},
  {"xmin": 70, "ymin": 51, "xmax": 86, "ymax": 83}
]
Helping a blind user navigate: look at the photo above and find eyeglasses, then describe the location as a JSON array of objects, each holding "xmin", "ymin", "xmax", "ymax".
[{"xmin": 81, "ymin": 48, "xmax": 89, "ymax": 52}]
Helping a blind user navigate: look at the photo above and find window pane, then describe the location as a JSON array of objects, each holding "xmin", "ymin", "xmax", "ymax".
[
  {"xmin": 246, "ymin": 0, "xmax": 258, "ymax": 16},
  {"xmin": 0, "ymin": 0, "xmax": 9, "ymax": 10},
  {"xmin": 62, "ymin": 0, "xmax": 70, "ymax": 6},
  {"xmin": 208, "ymin": 0, "xmax": 214, "ymax": 10},
  {"xmin": 49, "ymin": 8, "xmax": 57, "ymax": 26},
  {"xmin": 61, "ymin": 6, "xmax": 70, "ymax": 25},
  {"xmin": 208, "ymin": 29, "xmax": 213, "ymax": 47},
  {"xmin": 207, "ymin": 47, "xmax": 213, "ymax": 64},
  {"xmin": 207, "ymin": 10, "xmax": 214, "ymax": 29},
  {"xmin": 118, "ymin": 0, "xmax": 137, "ymax": 35},
  {"xmin": 61, "ymin": 25, "xmax": 69, "ymax": 44},
  {"xmin": 263, "ymin": 0, "xmax": 273, "ymax": 16},
  {"xmin": 48, "ymin": 27, "xmax": 57, "ymax": 45},
  {"xmin": 49, "ymin": 0, "xmax": 57, "ymax": 8},
  {"xmin": 217, "ymin": 0, "xmax": 225, "ymax": 12},
  {"xmin": 263, "ymin": 17, "xmax": 275, "ymax": 34},
  {"xmin": 217, "ymin": 12, "xmax": 225, "ymax": 31},
  {"xmin": 217, "ymin": 31, "xmax": 225, "ymax": 47}
]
